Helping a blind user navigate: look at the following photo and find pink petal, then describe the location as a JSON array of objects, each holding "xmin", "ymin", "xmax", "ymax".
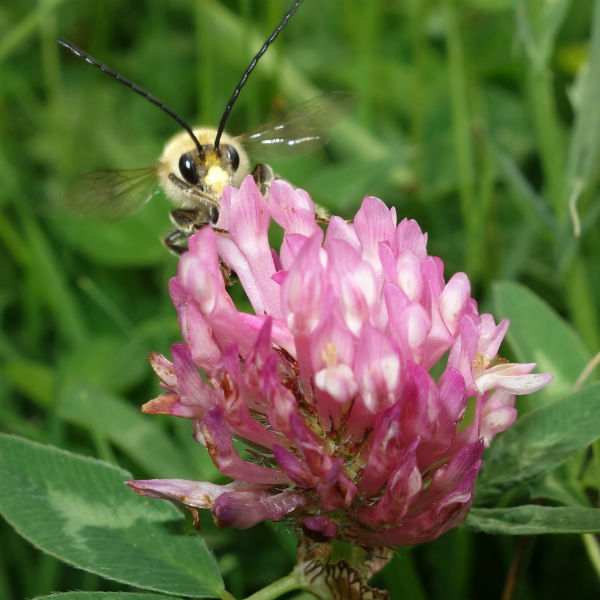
[
  {"xmin": 315, "ymin": 458, "xmax": 357, "ymax": 511},
  {"xmin": 477, "ymin": 314, "xmax": 509, "ymax": 359},
  {"xmin": 175, "ymin": 299, "xmax": 222, "ymax": 368},
  {"xmin": 213, "ymin": 489, "xmax": 308, "ymax": 529},
  {"xmin": 409, "ymin": 440, "xmax": 484, "ymax": 516},
  {"xmin": 476, "ymin": 362, "xmax": 554, "ymax": 395},
  {"xmin": 353, "ymin": 195, "xmax": 397, "ymax": 275},
  {"xmin": 327, "ymin": 239, "xmax": 378, "ymax": 336},
  {"xmin": 141, "ymin": 392, "xmax": 196, "ymax": 418},
  {"xmin": 354, "ymin": 323, "xmax": 401, "ymax": 413},
  {"xmin": 263, "ymin": 355, "xmax": 299, "ymax": 439},
  {"xmin": 281, "ymin": 234, "xmax": 327, "ymax": 335},
  {"xmin": 420, "ymin": 257, "xmax": 455, "ymax": 367},
  {"xmin": 439, "ymin": 272, "xmax": 471, "ymax": 336},
  {"xmin": 314, "ymin": 363, "xmax": 358, "ymax": 404},
  {"xmin": 269, "ymin": 179, "xmax": 320, "ymax": 236},
  {"xmin": 216, "ymin": 345, "xmax": 285, "ymax": 449},
  {"xmin": 358, "ymin": 441, "xmax": 421, "ymax": 527},
  {"xmin": 273, "ymin": 444, "xmax": 317, "ymax": 488},
  {"xmin": 359, "ymin": 403, "xmax": 405, "ymax": 496},
  {"xmin": 171, "ymin": 343, "xmax": 218, "ymax": 415},
  {"xmin": 226, "ymin": 176, "xmax": 281, "ymax": 317},
  {"xmin": 385, "ymin": 283, "xmax": 431, "ymax": 364},
  {"xmin": 149, "ymin": 352, "xmax": 177, "ymax": 390},
  {"xmin": 324, "ymin": 215, "xmax": 361, "ymax": 252},
  {"xmin": 481, "ymin": 389, "xmax": 518, "ymax": 447},
  {"xmin": 201, "ymin": 407, "xmax": 289, "ymax": 484},
  {"xmin": 125, "ymin": 478, "xmax": 255, "ymax": 508},
  {"xmin": 302, "ymin": 515, "xmax": 338, "ymax": 540},
  {"xmin": 395, "ymin": 218, "xmax": 428, "ymax": 260}
]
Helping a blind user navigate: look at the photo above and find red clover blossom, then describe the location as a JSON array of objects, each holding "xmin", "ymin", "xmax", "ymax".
[{"xmin": 127, "ymin": 176, "xmax": 552, "ymax": 547}]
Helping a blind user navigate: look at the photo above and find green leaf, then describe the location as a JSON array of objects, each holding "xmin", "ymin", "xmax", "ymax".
[
  {"xmin": 1, "ymin": 358, "xmax": 54, "ymax": 408},
  {"xmin": 565, "ymin": 0, "xmax": 600, "ymax": 225},
  {"xmin": 466, "ymin": 505, "xmax": 600, "ymax": 535},
  {"xmin": 0, "ymin": 434, "xmax": 223, "ymax": 598},
  {"xmin": 527, "ymin": 457, "xmax": 591, "ymax": 507},
  {"xmin": 493, "ymin": 281, "xmax": 590, "ymax": 400},
  {"xmin": 60, "ymin": 335, "xmax": 150, "ymax": 394},
  {"xmin": 475, "ymin": 383, "xmax": 600, "ymax": 504},
  {"xmin": 516, "ymin": 0, "xmax": 571, "ymax": 68},
  {"xmin": 58, "ymin": 383, "xmax": 202, "ymax": 480},
  {"xmin": 35, "ymin": 594, "xmax": 182, "ymax": 600}
]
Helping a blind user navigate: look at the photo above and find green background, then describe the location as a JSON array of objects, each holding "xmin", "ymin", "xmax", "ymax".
[{"xmin": 1, "ymin": 0, "xmax": 600, "ymax": 598}]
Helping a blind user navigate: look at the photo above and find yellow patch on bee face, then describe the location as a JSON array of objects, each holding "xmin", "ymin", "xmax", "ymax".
[{"xmin": 205, "ymin": 165, "xmax": 229, "ymax": 195}]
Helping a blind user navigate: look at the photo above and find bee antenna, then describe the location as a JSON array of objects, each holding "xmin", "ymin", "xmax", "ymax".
[
  {"xmin": 57, "ymin": 38, "xmax": 204, "ymax": 157},
  {"xmin": 213, "ymin": 0, "xmax": 304, "ymax": 149}
]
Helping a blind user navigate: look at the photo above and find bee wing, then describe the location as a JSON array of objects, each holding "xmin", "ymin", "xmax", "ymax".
[
  {"xmin": 65, "ymin": 167, "xmax": 159, "ymax": 222},
  {"xmin": 237, "ymin": 91, "xmax": 355, "ymax": 160}
]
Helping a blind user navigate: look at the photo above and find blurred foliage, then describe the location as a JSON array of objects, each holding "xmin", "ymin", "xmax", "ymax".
[{"xmin": 0, "ymin": 0, "xmax": 599, "ymax": 599}]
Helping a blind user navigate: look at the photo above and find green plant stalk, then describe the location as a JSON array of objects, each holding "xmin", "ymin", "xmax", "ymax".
[
  {"xmin": 0, "ymin": 208, "xmax": 29, "ymax": 267},
  {"xmin": 587, "ymin": 435, "xmax": 600, "ymax": 577},
  {"xmin": 40, "ymin": 6, "xmax": 70, "ymax": 180},
  {"xmin": 564, "ymin": 0, "xmax": 600, "ymax": 234},
  {"xmin": 468, "ymin": 78, "xmax": 496, "ymax": 286},
  {"xmin": 195, "ymin": 1, "xmax": 215, "ymax": 124},
  {"xmin": 380, "ymin": 546, "xmax": 427, "ymax": 600},
  {"xmin": 475, "ymin": 134, "xmax": 496, "ymax": 283},
  {"xmin": 240, "ymin": 574, "xmax": 304, "ymax": 600},
  {"xmin": 444, "ymin": 0, "xmax": 478, "ymax": 275},
  {"xmin": 525, "ymin": 66, "xmax": 565, "ymax": 222},
  {"xmin": 354, "ymin": 1, "xmax": 378, "ymax": 128},
  {"xmin": 582, "ymin": 533, "xmax": 600, "ymax": 579},
  {"xmin": 408, "ymin": 0, "xmax": 429, "ymax": 190},
  {"xmin": 34, "ymin": 553, "xmax": 61, "ymax": 599},
  {"xmin": 565, "ymin": 256, "xmax": 600, "ymax": 352}
]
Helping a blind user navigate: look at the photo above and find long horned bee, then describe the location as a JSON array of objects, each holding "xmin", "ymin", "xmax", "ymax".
[{"xmin": 59, "ymin": 0, "xmax": 352, "ymax": 254}]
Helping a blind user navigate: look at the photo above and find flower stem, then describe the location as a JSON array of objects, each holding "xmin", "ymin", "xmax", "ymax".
[{"xmin": 241, "ymin": 574, "xmax": 304, "ymax": 600}]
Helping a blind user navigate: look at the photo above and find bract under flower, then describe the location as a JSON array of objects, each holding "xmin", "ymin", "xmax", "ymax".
[{"xmin": 128, "ymin": 176, "xmax": 552, "ymax": 547}]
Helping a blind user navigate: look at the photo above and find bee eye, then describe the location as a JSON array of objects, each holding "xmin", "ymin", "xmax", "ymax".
[
  {"xmin": 178, "ymin": 152, "xmax": 199, "ymax": 185},
  {"xmin": 224, "ymin": 145, "xmax": 240, "ymax": 171}
]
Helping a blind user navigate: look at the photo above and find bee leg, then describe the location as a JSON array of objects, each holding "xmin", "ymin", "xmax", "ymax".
[
  {"xmin": 164, "ymin": 207, "xmax": 213, "ymax": 255},
  {"xmin": 252, "ymin": 163, "xmax": 275, "ymax": 199},
  {"xmin": 170, "ymin": 207, "xmax": 216, "ymax": 233},
  {"xmin": 163, "ymin": 229, "xmax": 190, "ymax": 255},
  {"xmin": 314, "ymin": 204, "xmax": 330, "ymax": 225}
]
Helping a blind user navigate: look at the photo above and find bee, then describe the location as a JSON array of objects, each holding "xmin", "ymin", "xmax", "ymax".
[{"xmin": 58, "ymin": 0, "xmax": 352, "ymax": 254}]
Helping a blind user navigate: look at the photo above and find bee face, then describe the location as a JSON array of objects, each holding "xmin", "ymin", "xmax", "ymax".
[{"xmin": 157, "ymin": 128, "xmax": 250, "ymax": 209}]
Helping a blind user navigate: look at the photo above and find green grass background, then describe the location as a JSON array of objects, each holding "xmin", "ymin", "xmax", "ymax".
[{"xmin": 1, "ymin": 0, "xmax": 599, "ymax": 598}]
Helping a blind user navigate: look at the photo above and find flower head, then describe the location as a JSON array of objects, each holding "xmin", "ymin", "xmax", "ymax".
[{"xmin": 127, "ymin": 176, "xmax": 552, "ymax": 547}]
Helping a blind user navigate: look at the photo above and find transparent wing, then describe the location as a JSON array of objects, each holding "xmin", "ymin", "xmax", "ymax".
[
  {"xmin": 237, "ymin": 91, "xmax": 355, "ymax": 160},
  {"xmin": 64, "ymin": 167, "xmax": 159, "ymax": 222}
]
